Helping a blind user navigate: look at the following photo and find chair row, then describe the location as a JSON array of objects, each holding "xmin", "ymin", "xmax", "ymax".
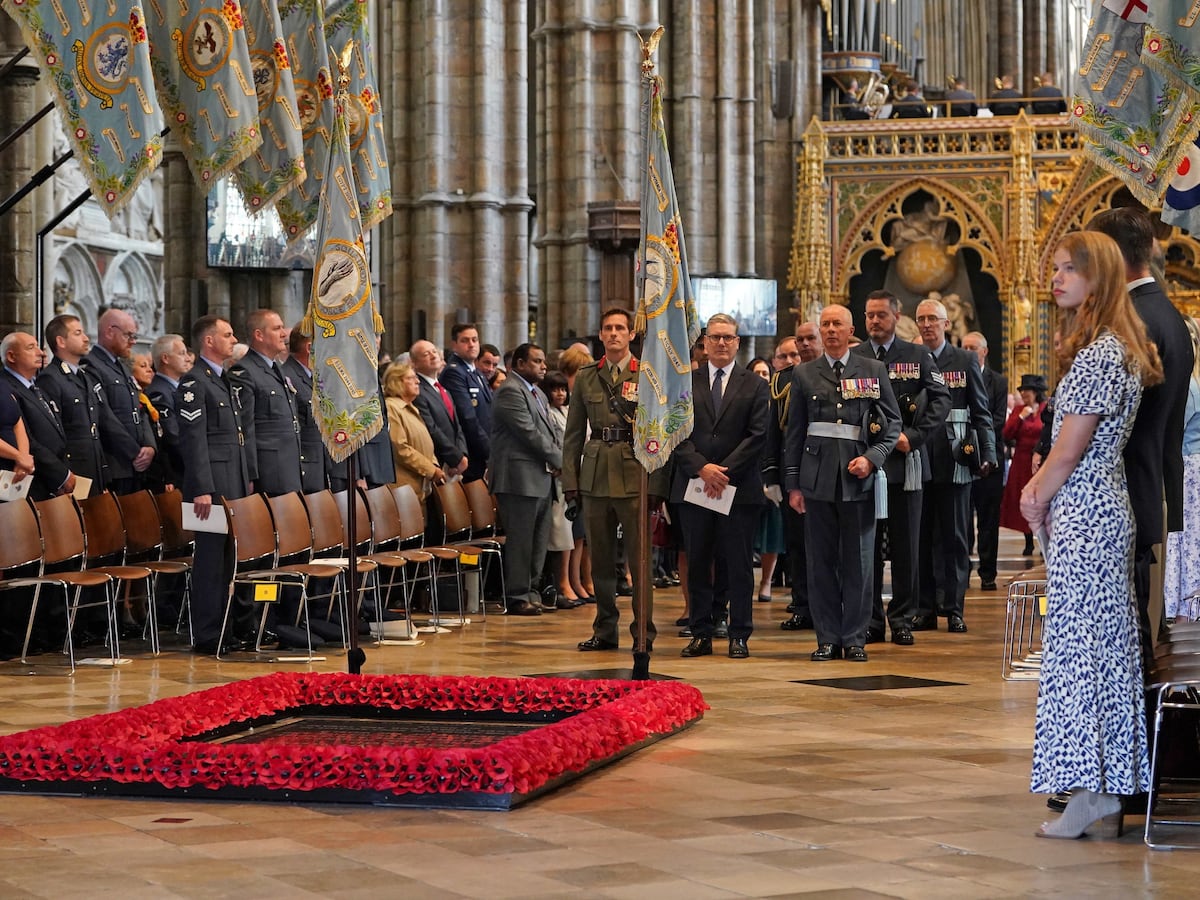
[{"xmin": 0, "ymin": 489, "xmax": 193, "ymax": 673}]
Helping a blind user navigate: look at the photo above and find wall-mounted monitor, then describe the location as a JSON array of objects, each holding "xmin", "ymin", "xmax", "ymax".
[
  {"xmin": 206, "ymin": 179, "xmax": 317, "ymax": 269},
  {"xmin": 691, "ymin": 276, "xmax": 778, "ymax": 336}
]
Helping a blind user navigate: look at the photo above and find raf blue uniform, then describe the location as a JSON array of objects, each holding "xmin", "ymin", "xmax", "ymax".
[
  {"xmin": 176, "ymin": 359, "xmax": 251, "ymax": 649},
  {"xmin": 82, "ymin": 345, "xmax": 157, "ymax": 493},
  {"xmin": 785, "ymin": 354, "xmax": 901, "ymax": 652},
  {"xmin": 227, "ymin": 349, "xmax": 303, "ymax": 497},
  {"xmin": 852, "ymin": 338, "xmax": 950, "ymax": 638}
]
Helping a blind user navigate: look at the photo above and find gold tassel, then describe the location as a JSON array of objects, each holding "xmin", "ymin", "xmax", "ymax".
[
  {"xmin": 633, "ymin": 301, "xmax": 647, "ymax": 338},
  {"xmin": 299, "ymin": 308, "xmax": 314, "ymax": 338}
]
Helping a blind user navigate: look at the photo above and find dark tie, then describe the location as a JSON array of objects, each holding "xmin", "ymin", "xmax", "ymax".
[
  {"xmin": 270, "ymin": 361, "xmax": 286, "ymax": 383},
  {"xmin": 833, "ymin": 360, "xmax": 844, "ymax": 379},
  {"xmin": 436, "ymin": 381, "xmax": 455, "ymax": 419},
  {"xmin": 876, "ymin": 344, "xmax": 887, "ymax": 361},
  {"xmin": 29, "ymin": 382, "xmax": 54, "ymax": 417},
  {"xmin": 711, "ymin": 367, "xmax": 724, "ymax": 417}
]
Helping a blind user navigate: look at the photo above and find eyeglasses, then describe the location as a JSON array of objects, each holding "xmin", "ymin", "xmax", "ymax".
[
  {"xmin": 914, "ymin": 316, "xmax": 945, "ymax": 325},
  {"xmin": 110, "ymin": 325, "xmax": 138, "ymax": 341},
  {"xmin": 705, "ymin": 334, "xmax": 739, "ymax": 343}
]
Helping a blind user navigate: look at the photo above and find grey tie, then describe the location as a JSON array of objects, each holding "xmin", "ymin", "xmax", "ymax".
[{"xmin": 712, "ymin": 367, "xmax": 724, "ymax": 417}]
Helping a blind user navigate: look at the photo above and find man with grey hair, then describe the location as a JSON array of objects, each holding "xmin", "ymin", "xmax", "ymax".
[
  {"xmin": 0, "ymin": 331, "xmax": 73, "ymax": 499},
  {"xmin": 82, "ymin": 307, "xmax": 157, "ymax": 493},
  {"xmin": 961, "ymin": 331, "xmax": 1008, "ymax": 591},
  {"xmin": 912, "ymin": 299, "xmax": 997, "ymax": 633}
]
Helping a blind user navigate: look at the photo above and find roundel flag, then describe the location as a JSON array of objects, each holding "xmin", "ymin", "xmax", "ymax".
[{"xmin": 1163, "ymin": 139, "xmax": 1200, "ymax": 235}]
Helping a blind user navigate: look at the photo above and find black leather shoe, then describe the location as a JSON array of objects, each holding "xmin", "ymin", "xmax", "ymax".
[
  {"xmin": 947, "ymin": 614, "xmax": 968, "ymax": 633},
  {"xmin": 1047, "ymin": 790, "xmax": 1071, "ymax": 812},
  {"xmin": 980, "ymin": 580, "xmax": 998, "ymax": 591},
  {"xmin": 781, "ymin": 614, "xmax": 814, "ymax": 631},
  {"xmin": 678, "ymin": 626, "xmax": 692, "ymax": 637},
  {"xmin": 728, "ymin": 638, "xmax": 749, "ymax": 658},
  {"xmin": 508, "ymin": 600, "xmax": 542, "ymax": 616},
  {"xmin": 910, "ymin": 615, "xmax": 937, "ymax": 631},
  {"xmin": 674, "ymin": 616, "xmax": 689, "ymax": 626},
  {"xmin": 577, "ymin": 636, "xmax": 618, "ymax": 651},
  {"xmin": 616, "ymin": 583, "xmax": 633, "ymax": 596},
  {"xmin": 811, "ymin": 643, "xmax": 841, "ymax": 661},
  {"xmin": 713, "ymin": 618, "xmax": 729, "ymax": 639},
  {"xmin": 845, "ymin": 645, "xmax": 868, "ymax": 662},
  {"xmin": 891, "ymin": 627, "xmax": 914, "ymax": 646},
  {"xmin": 556, "ymin": 596, "xmax": 585, "ymax": 609},
  {"xmin": 865, "ymin": 626, "xmax": 885, "ymax": 644},
  {"xmin": 680, "ymin": 636, "xmax": 713, "ymax": 657}
]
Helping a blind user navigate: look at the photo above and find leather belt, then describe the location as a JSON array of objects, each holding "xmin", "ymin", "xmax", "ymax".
[{"xmin": 598, "ymin": 426, "xmax": 632, "ymax": 443}]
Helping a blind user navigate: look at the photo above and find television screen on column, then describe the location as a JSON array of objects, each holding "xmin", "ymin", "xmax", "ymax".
[{"xmin": 691, "ymin": 277, "xmax": 778, "ymax": 336}]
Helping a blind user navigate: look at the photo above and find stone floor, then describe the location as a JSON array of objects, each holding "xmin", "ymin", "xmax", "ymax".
[{"xmin": 1, "ymin": 535, "xmax": 1197, "ymax": 898}]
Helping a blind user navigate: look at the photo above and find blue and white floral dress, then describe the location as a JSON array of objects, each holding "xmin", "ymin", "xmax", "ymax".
[{"xmin": 1030, "ymin": 332, "xmax": 1150, "ymax": 796}]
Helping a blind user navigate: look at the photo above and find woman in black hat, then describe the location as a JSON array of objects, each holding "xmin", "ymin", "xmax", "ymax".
[{"xmin": 1000, "ymin": 373, "xmax": 1048, "ymax": 555}]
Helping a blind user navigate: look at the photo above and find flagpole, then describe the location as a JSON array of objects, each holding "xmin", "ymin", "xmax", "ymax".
[{"xmin": 345, "ymin": 454, "xmax": 364, "ymax": 674}]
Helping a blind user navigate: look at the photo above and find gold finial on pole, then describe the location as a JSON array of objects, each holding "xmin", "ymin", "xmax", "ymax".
[
  {"xmin": 335, "ymin": 40, "xmax": 355, "ymax": 92},
  {"xmin": 639, "ymin": 26, "xmax": 664, "ymax": 78}
]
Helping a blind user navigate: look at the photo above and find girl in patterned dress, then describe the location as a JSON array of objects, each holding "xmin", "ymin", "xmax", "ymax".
[{"xmin": 1020, "ymin": 231, "xmax": 1163, "ymax": 839}]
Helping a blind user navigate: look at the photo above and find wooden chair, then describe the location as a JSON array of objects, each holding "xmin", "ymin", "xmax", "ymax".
[
  {"xmin": 152, "ymin": 489, "xmax": 195, "ymax": 638},
  {"xmin": 114, "ymin": 490, "xmax": 193, "ymax": 654},
  {"xmin": 460, "ymin": 478, "xmax": 507, "ymax": 611},
  {"xmin": 0, "ymin": 499, "xmax": 84, "ymax": 673},
  {"xmin": 266, "ymin": 492, "xmax": 349, "ymax": 648},
  {"xmin": 219, "ymin": 493, "xmax": 327, "ymax": 661},
  {"xmin": 32, "ymin": 495, "xmax": 122, "ymax": 667},
  {"xmin": 358, "ymin": 485, "xmax": 430, "ymax": 641},
  {"xmin": 301, "ymin": 490, "xmax": 380, "ymax": 635},
  {"xmin": 77, "ymin": 492, "xmax": 159, "ymax": 655},
  {"xmin": 431, "ymin": 480, "xmax": 501, "ymax": 618}
]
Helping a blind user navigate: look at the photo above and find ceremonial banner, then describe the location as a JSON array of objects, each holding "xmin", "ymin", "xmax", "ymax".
[
  {"xmin": 144, "ymin": 0, "xmax": 262, "ymax": 187},
  {"xmin": 1, "ymin": 2, "xmax": 164, "ymax": 217},
  {"xmin": 232, "ymin": 0, "xmax": 305, "ymax": 212},
  {"xmin": 276, "ymin": 0, "xmax": 336, "ymax": 242},
  {"xmin": 325, "ymin": 0, "xmax": 392, "ymax": 230},
  {"xmin": 302, "ymin": 44, "xmax": 384, "ymax": 462},
  {"xmin": 632, "ymin": 28, "xmax": 700, "ymax": 474},
  {"xmin": 1073, "ymin": 1, "xmax": 1198, "ymax": 190}
]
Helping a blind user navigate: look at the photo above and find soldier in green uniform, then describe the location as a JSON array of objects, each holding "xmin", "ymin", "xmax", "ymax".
[{"xmin": 562, "ymin": 307, "xmax": 665, "ymax": 652}]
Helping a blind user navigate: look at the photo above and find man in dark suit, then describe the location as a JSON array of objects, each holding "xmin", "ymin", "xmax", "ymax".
[
  {"xmin": 563, "ymin": 307, "xmax": 665, "ymax": 653},
  {"xmin": 913, "ymin": 298, "xmax": 998, "ymax": 634},
  {"xmin": 280, "ymin": 327, "xmax": 328, "ymax": 493},
  {"xmin": 1029, "ymin": 72, "xmax": 1067, "ymax": 114},
  {"xmin": 147, "ymin": 332, "xmax": 191, "ymax": 491},
  {"xmin": 39, "ymin": 314, "xmax": 141, "ymax": 495},
  {"xmin": 989, "ymin": 75, "xmax": 1023, "ymax": 115},
  {"xmin": 962, "ymin": 331, "xmax": 1008, "ymax": 591},
  {"xmin": 1088, "ymin": 208, "xmax": 1195, "ymax": 668},
  {"xmin": 1, "ymin": 331, "xmax": 74, "ymax": 499},
  {"xmin": 176, "ymin": 315, "xmax": 252, "ymax": 655},
  {"xmin": 410, "ymin": 339, "xmax": 469, "ymax": 482},
  {"xmin": 946, "ymin": 78, "xmax": 978, "ymax": 117},
  {"xmin": 440, "ymin": 322, "xmax": 493, "ymax": 483},
  {"xmin": 853, "ymin": 291, "xmax": 950, "ymax": 645},
  {"xmin": 488, "ymin": 342, "xmax": 563, "ymax": 617},
  {"xmin": 672, "ymin": 314, "xmax": 770, "ymax": 659},
  {"xmin": 81, "ymin": 307, "xmax": 157, "ymax": 493},
  {"xmin": 785, "ymin": 304, "xmax": 901, "ymax": 662},
  {"xmin": 227, "ymin": 309, "xmax": 304, "ymax": 497}
]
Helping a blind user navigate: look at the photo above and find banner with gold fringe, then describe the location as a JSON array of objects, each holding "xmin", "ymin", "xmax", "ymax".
[
  {"xmin": 633, "ymin": 27, "xmax": 700, "ymax": 474},
  {"xmin": 324, "ymin": 0, "xmax": 391, "ymax": 230},
  {"xmin": 0, "ymin": 1, "xmax": 164, "ymax": 217},
  {"xmin": 302, "ymin": 41, "xmax": 383, "ymax": 463},
  {"xmin": 143, "ymin": 0, "xmax": 262, "ymax": 188},
  {"xmin": 276, "ymin": 0, "xmax": 336, "ymax": 243},
  {"xmin": 231, "ymin": 0, "xmax": 306, "ymax": 212}
]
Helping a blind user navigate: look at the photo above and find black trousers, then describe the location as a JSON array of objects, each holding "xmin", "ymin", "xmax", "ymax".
[
  {"xmin": 971, "ymin": 468, "xmax": 1003, "ymax": 583},
  {"xmin": 805, "ymin": 496, "xmax": 875, "ymax": 647},
  {"xmin": 917, "ymin": 482, "xmax": 971, "ymax": 618},
  {"xmin": 782, "ymin": 502, "xmax": 810, "ymax": 617},
  {"xmin": 873, "ymin": 485, "xmax": 921, "ymax": 631},
  {"xmin": 681, "ymin": 503, "xmax": 758, "ymax": 641}
]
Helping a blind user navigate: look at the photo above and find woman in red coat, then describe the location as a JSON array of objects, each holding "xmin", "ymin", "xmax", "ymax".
[{"xmin": 1001, "ymin": 374, "xmax": 1049, "ymax": 555}]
